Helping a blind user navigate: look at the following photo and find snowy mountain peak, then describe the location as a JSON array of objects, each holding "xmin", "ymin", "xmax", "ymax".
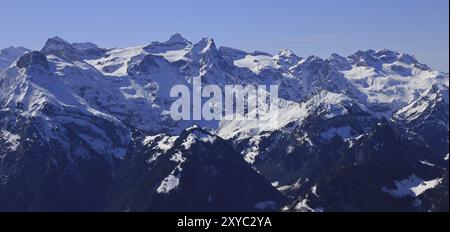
[
  {"xmin": 49, "ymin": 36, "xmax": 69, "ymax": 44},
  {"xmin": 375, "ymin": 49, "xmax": 418, "ymax": 65},
  {"xmin": 41, "ymin": 36, "xmax": 79, "ymax": 61},
  {"xmin": 348, "ymin": 49, "xmax": 382, "ymax": 67},
  {"xmin": 278, "ymin": 48, "xmax": 296, "ymax": 57},
  {"xmin": 143, "ymin": 33, "xmax": 192, "ymax": 56},
  {"xmin": 275, "ymin": 48, "xmax": 301, "ymax": 69},
  {"xmin": 327, "ymin": 53, "xmax": 351, "ymax": 70},
  {"xmin": 375, "ymin": 48, "xmax": 400, "ymax": 57},
  {"xmin": 166, "ymin": 33, "xmax": 191, "ymax": 45}
]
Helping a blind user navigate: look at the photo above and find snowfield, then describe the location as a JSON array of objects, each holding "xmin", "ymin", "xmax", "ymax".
[{"xmin": 382, "ymin": 175, "xmax": 443, "ymax": 198}]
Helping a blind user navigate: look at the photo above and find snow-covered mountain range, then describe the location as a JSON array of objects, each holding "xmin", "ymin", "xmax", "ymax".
[{"xmin": 0, "ymin": 34, "xmax": 448, "ymax": 211}]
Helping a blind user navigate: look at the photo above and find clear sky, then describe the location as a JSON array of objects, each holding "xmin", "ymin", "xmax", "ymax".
[{"xmin": 1, "ymin": 0, "xmax": 448, "ymax": 71}]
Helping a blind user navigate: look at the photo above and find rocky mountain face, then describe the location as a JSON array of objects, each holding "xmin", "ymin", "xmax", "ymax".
[
  {"xmin": 0, "ymin": 34, "xmax": 448, "ymax": 211},
  {"xmin": 283, "ymin": 123, "xmax": 447, "ymax": 212},
  {"xmin": 393, "ymin": 84, "xmax": 449, "ymax": 155},
  {"xmin": 105, "ymin": 127, "xmax": 286, "ymax": 211}
]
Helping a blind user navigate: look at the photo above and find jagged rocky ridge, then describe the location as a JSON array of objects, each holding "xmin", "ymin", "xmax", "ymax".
[{"xmin": 0, "ymin": 34, "xmax": 448, "ymax": 211}]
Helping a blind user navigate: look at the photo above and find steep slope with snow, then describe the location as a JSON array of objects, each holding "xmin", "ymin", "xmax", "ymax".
[
  {"xmin": 283, "ymin": 123, "xmax": 447, "ymax": 212},
  {"xmin": 339, "ymin": 49, "xmax": 447, "ymax": 117},
  {"xmin": 393, "ymin": 84, "xmax": 449, "ymax": 155},
  {"xmin": 105, "ymin": 127, "xmax": 286, "ymax": 211}
]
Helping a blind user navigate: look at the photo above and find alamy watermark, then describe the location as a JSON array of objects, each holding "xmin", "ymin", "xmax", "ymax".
[{"xmin": 169, "ymin": 77, "xmax": 280, "ymax": 126}]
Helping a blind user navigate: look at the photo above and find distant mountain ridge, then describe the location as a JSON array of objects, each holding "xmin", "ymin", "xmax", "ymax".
[{"xmin": 0, "ymin": 34, "xmax": 448, "ymax": 211}]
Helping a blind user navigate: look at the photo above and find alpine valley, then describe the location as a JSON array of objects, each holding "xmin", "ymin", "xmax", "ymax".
[{"xmin": 0, "ymin": 34, "xmax": 448, "ymax": 212}]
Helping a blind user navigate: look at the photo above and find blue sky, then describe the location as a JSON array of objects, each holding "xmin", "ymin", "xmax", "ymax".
[{"xmin": 0, "ymin": 0, "xmax": 448, "ymax": 71}]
